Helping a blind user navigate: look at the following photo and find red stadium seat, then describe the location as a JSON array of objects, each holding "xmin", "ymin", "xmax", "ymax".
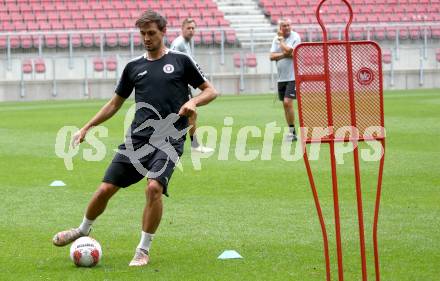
[
  {"xmin": 386, "ymin": 27, "xmax": 397, "ymax": 41},
  {"xmin": 22, "ymin": 59, "xmax": 33, "ymax": 74},
  {"xmin": 2, "ymin": 0, "xmax": 234, "ymax": 48},
  {"xmin": 382, "ymin": 49, "xmax": 392, "ymax": 64},
  {"xmin": 10, "ymin": 36, "xmax": 20, "ymax": 49},
  {"xmin": 373, "ymin": 27, "xmax": 386, "ymax": 41},
  {"xmin": 93, "ymin": 57, "xmax": 104, "ymax": 72},
  {"xmin": 214, "ymin": 30, "xmax": 223, "ymax": 44},
  {"xmin": 193, "ymin": 33, "xmax": 202, "ymax": 45},
  {"xmin": 82, "ymin": 34, "xmax": 94, "ymax": 48},
  {"xmin": 39, "ymin": 21, "xmax": 51, "ymax": 31},
  {"xmin": 118, "ymin": 33, "xmax": 130, "ymax": 47},
  {"xmin": 45, "ymin": 35, "xmax": 57, "ymax": 48},
  {"xmin": 245, "ymin": 53, "xmax": 257, "ymax": 68},
  {"xmin": 34, "ymin": 58, "xmax": 46, "ymax": 73},
  {"xmin": 166, "ymin": 30, "xmax": 179, "ymax": 45},
  {"xmin": 233, "ymin": 53, "xmax": 242, "ymax": 68},
  {"xmin": 105, "ymin": 34, "xmax": 118, "ymax": 47},
  {"xmin": 70, "ymin": 34, "xmax": 81, "ymax": 48},
  {"xmin": 225, "ymin": 29, "xmax": 237, "ymax": 44},
  {"xmin": 133, "ymin": 33, "xmax": 142, "ymax": 47},
  {"xmin": 20, "ymin": 35, "xmax": 33, "ymax": 49},
  {"xmin": 0, "ymin": 37, "xmax": 7, "ymax": 49},
  {"xmin": 202, "ymin": 30, "xmax": 214, "ymax": 45},
  {"xmin": 32, "ymin": 35, "xmax": 42, "ymax": 48},
  {"xmin": 57, "ymin": 34, "xmax": 69, "ymax": 48},
  {"xmin": 432, "ymin": 27, "xmax": 440, "ymax": 39},
  {"xmin": 409, "ymin": 26, "xmax": 420, "ymax": 40},
  {"xmin": 105, "ymin": 56, "xmax": 117, "ymax": 71},
  {"xmin": 94, "ymin": 34, "xmax": 104, "ymax": 47}
]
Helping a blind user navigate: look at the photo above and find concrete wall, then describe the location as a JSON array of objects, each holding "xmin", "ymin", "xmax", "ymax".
[
  {"xmin": 1, "ymin": 69, "xmax": 439, "ymax": 102},
  {"xmin": 1, "ymin": 43, "xmax": 439, "ymax": 101}
]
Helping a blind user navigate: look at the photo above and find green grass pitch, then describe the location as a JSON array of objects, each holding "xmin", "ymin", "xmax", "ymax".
[{"xmin": 0, "ymin": 89, "xmax": 439, "ymax": 280}]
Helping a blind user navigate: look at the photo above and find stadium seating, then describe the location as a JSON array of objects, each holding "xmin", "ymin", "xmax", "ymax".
[
  {"xmin": 382, "ymin": 49, "xmax": 392, "ymax": 64},
  {"xmin": 22, "ymin": 59, "xmax": 33, "ymax": 74},
  {"xmin": 233, "ymin": 53, "xmax": 242, "ymax": 68},
  {"xmin": 20, "ymin": 58, "xmax": 46, "ymax": 74},
  {"xmin": 93, "ymin": 57, "xmax": 104, "ymax": 72},
  {"xmin": 259, "ymin": 0, "xmax": 440, "ymax": 41},
  {"xmin": 233, "ymin": 53, "xmax": 258, "ymax": 69},
  {"xmin": 34, "ymin": 58, "xmax": 46, "ymax": 73},
  {"xmin": 105, "ymin": 56, "xmax": 117, "ymax": 72},
  {"xmin": 245, "ymin": 53, "xmax": 257, "ymax": 68},
  {"xmin": 0, "ymin": 0, "xmax": 236, "ymax": 49}
]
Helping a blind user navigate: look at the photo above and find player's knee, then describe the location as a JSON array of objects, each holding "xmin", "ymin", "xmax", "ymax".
[
  {"xmin": 96, "ymin": 184, "xmax": 116, "ymax": 201},
  {"xmin": 146, "ymin": 180, "xmax": 163, "ymax": 199},
  {"xmin": 283, "ymin": 99, "xmax": 292, "ymax": 109}
]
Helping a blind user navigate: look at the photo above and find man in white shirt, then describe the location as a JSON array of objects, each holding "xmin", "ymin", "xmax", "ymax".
[
  {"xmin": 171, "ymin": 18, "xmax": 214, "ymax": 153},
  {"xmin": 270, "ymin": 18, "xmax": 301, "ymax": 141}
]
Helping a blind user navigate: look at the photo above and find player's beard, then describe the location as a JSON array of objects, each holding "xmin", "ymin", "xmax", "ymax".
[{"xmin": 144, "ymin": 40, "xmax": 161, "ymax": 52}]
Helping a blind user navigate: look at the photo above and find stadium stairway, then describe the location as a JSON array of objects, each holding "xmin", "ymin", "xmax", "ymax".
[{"xmin": 214, "ymin": 0, "xmax": 276, "ymax": 48}]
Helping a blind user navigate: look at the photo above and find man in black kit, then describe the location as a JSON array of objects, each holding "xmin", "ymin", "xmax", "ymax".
[{"xmin": 52, "ymin": 10, "xmax": 218, "ymax": 267}]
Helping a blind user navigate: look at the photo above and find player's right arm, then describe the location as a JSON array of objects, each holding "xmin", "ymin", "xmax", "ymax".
[{"xmin": 72, "ymin": 94, "xmax": 126, "ymax": 147}]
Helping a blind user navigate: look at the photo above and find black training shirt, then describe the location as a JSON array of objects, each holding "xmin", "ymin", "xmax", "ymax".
[{"xmin": 115, "ymin": 50, "xmax": 207, "ymax": 150}]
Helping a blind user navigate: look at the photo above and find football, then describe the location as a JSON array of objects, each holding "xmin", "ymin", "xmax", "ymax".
[{"xmin": 69, "ymin": 237, "xmax": 102, "ymax": 267}]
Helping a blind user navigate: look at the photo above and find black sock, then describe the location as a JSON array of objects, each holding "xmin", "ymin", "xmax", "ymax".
[{"xmin": 289, "ymin": 125, "xmax": 296, "ymax": 135}]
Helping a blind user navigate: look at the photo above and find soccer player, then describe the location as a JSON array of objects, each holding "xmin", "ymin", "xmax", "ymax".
[
  {"xmin": 170, "ymin": 18, "xmax": 214, "ymax": 153},
  {"xmin": 270, "ymin": 18, "xmax": 301, "ymax": 141},
  {"xmin": 52, "ymin": 10, "xmax": 218, "ymax": 267}
]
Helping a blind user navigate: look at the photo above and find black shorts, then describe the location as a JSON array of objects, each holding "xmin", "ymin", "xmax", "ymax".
[
  {"xmin": 102, "ymin": 144, "xmax": 184, "ymax": 196},
  {"xmin": 277, "ymin": 81, "xmax": 296, "ymax": 100}
]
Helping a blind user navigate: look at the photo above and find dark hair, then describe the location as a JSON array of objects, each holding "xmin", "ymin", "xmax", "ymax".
[{"xmin": 135, "ymin": 10, "xmax": 167, "ymax": 31}]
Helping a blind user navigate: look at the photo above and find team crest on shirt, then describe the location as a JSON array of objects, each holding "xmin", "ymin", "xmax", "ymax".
[{"xmin": 163, "ymin": 64, "xmax": 174, "ymax": 74}]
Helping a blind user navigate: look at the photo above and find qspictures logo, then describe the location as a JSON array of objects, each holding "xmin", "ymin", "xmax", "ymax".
[{"xmin": 54, "ymin": 103, "xmax": 386, "ymax": 174}]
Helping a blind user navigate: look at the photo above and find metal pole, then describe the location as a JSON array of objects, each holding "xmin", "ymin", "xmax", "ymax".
[
  {"xmin": 38, "ymin": 35, "xmax": 42, "ymax": 57},
  {"xmin": 209, "ymin": 50, "xmax": 214, "ymax": 83},
  {"xmin": 115, "ymin": 54, "xmax": 119, "ymax": 85},
  {"xmin": 250, "ymin": 28, "xmax": 254, "ymax": 53},
  {"xmin": 270, "ymin": 61, "xmax": 274, "ymax": 90},
  {"xmin": 191, "ymin": 37, "xmax": 195, "ymax": 57},
  {"xmin": 20, "ymin": 63, "xmax": 25, "ymax": 98},
  {"xmin": 68, "ymin": 33, "xmax": 73, "ymax": 69},
  {"xmin": 52, "ymin": 57, "xmax": 57, "ymax": 97},
  {"xmin": 100, "ymin": 33, "xmax": 104, "ymax": 57},
  {"xmin": 390, "ymin": 50, "xmax": 395, "ymax": 87},
  {"xmin": 423, "ymin": 27, "xmax": 428, "ymax": 59},
  {"xmin": 7, "ymin": 35, "xmax": 11, "ymax": 70},
  {"xmin": 220, "ymin": 30, "xmax": 225, "ymax": 65},
  {"xmin": 130, "ymin": 32, "xmax": 134, "ymax": 57},
  {"xmin": 84, "ymin": 56, "xmax": 89, "ymax": 97},
  {"xmin": 239, "ymin": 51, "xmax": 244, "ymax": 92},
  {"xmin": 419, "ymin": 47, "xmax": 424, "ymax": 86},
  {"xmin": 395, "ymin": 28, "xmax": 400, "ymax": 60}
]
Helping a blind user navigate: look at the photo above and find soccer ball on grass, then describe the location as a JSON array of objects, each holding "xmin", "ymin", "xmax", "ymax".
[{"xmin": 69, "ymin": 236, "xmax": 102, "ymax": 267}]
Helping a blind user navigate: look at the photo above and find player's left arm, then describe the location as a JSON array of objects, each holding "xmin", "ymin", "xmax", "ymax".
[{"xmin": 178, "ymin": 81, "xmax": 218, "ymax": 117}]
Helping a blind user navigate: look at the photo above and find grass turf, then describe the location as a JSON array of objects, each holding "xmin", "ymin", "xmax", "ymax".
[{"xmin": 0, "ymin": 89, "xmax": 439, "ymax": 280}]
